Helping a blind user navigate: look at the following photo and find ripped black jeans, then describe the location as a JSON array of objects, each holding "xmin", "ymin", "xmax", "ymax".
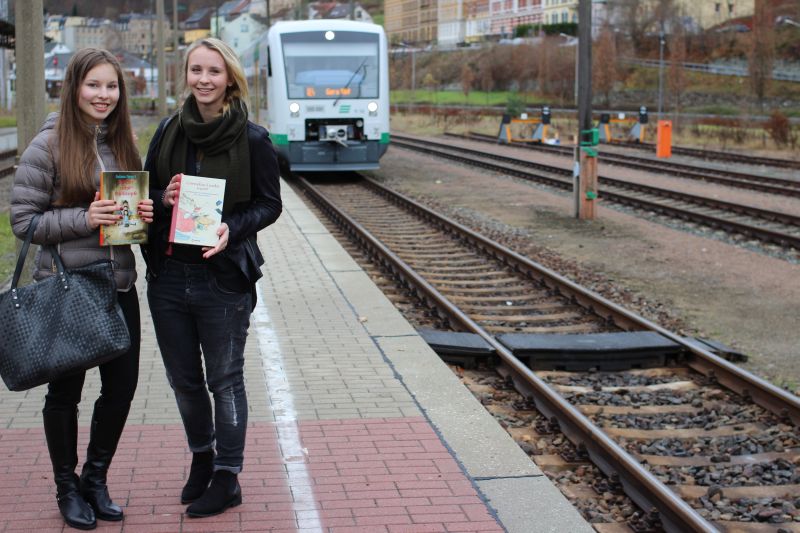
[{"xmin": 147, "ymin": 259, "xmax": 251, "ymax": 473}]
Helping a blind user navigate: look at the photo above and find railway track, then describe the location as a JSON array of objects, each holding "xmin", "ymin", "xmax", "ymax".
[
  {"xmin": 393, "ymin": 134, "xmax": 800, "ymax": 252},
  {"xmin": 291, "ymin": 175, "xmax": 800, "ymax": 533},
  {"xmin": 612, "ymin": 140, "xmax": 800, "ymax": 171},
  {"xmin": 0, "ymin": 149, "xmax": 17, "ymax": 178},
  {"xmin": 451, "ymin": 132, "xmax": 800, "ymax": 198}
]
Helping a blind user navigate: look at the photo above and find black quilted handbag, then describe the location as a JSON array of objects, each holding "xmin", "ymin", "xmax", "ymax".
[{"xmin": 0, "ymin": 215, "xmax": 131, "ymax": 391}]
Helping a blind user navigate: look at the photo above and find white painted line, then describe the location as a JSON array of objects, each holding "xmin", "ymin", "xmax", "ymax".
[{"xmin": 253, "ymin": 283, "xmax": 323, "ymax": 532}]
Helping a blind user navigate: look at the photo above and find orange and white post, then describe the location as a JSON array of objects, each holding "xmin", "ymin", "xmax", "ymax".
[{"xmin": 657, "ymin": 120, "xmax": 672, "ymax": 158}]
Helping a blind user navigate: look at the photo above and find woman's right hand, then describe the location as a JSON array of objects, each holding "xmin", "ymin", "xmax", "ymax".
[
  {"xmin": 87, "ymin": 191, "xmax": 120, "ymax": 229},
  {"xmin": 162, "ymin": 173, "xmax": 183, "ymax": 208}
]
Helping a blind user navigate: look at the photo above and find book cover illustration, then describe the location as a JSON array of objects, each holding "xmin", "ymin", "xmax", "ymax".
[
  {"xmin": 169, "ymin": 175, "xmax": 226, "ymax": 247},
  {"xmin": 99, "ymin": 170, "xmax": 149, "ymax": 246}
]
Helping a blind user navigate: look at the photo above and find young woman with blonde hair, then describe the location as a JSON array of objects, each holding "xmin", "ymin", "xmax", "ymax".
[
  {"xmin": 11, "ymin": 48, "xmax": 153, "ymax": 530},
  {"xmin": 143, "ymin": 37, "xmax": 282, "ymax": 518}
]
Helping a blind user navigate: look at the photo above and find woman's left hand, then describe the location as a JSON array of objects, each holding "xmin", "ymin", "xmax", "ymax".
[
  {"xmin": 137, "ymin": 199, "xmax": 154, "ymax": 224},
  {"xmin": 202, "ymin": 222, "xmax": 229, "ymax": 259}
]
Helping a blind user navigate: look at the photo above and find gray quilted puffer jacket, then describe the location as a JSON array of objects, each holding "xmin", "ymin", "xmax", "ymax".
[{"xmin": 10, "ymin": 113, "xmax": 137, "ymax": 291}]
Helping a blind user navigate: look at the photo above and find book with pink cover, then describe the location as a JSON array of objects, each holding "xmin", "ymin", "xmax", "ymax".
[{"xmin": 168, "ymin": 175, "xmax": 226, "ymax": 247}]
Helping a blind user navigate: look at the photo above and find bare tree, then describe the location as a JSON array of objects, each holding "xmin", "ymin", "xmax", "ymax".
[
  {"xmin": 593, "ymin": 23, "xmax": 618, "ymax": 107},
  {"xmin": 475, "ymin": 50, "xmax": 495, "ymax": 105},
  {"xmin": 537, "ymin": 38, "xmax": 554, "ymax": 97},
  {"xmin": 422, "ymin": 72, "xmax": 438, "ymax": 103},
  {"xmin": 460, "ymin": 63, "xmax": 475, "ymax": 103},
  {"xmin": 609, "ymin": 0, "xmax": 658, "ymax": 51},
  {"xmin": 516, "ymin": 44, "xmax": 539, "ymax": 92},
  {"xmin": 749, "ymin": 0, "xmax": 775, "ymax": 109},
  {"xmin": 668, "ymin": 23, "xmax": 687, "ymax": 123}
]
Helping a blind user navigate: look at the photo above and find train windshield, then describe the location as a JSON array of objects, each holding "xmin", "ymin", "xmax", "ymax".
[{"xmin": 281, "ymin": 31, "xmax": 380, "ymax": 99}]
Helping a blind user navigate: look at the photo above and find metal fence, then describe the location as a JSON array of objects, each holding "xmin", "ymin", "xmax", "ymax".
[{"xmin": 621, "ymin": 58, "xmax": 800, "ymax": 83}]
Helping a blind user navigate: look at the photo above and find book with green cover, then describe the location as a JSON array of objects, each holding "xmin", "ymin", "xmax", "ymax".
[{"xmin": 99, "ymin": 170, "xmax": 149, "ymax": 246}]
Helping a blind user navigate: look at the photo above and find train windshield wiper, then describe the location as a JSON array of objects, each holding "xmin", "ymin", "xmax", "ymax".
[{"xmin": 333, "ymin": 58, "xmax": 368, "ymax": 107}]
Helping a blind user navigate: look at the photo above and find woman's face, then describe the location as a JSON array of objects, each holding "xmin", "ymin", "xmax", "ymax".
[
  {"xmin": 77, "ymin": 63, "xmax": 119, "ymax": 125},
  {"xmin": 186, "ymin": 46, "xmax": 232, "ymax": 116}
]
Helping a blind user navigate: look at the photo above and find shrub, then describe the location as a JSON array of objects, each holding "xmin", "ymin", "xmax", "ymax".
[{"xmin": 764, "ymin": 110, "xmax": 790, "ymax": 148}]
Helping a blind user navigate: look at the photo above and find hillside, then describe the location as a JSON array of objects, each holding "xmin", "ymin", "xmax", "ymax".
[{"xmin": 38, "ymin": 0, "xmax": 222, "ymax": 20}]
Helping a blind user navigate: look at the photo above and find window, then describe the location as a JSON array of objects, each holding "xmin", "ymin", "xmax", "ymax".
[
  {"xmin": 715, "ymin": 2, "xmax": 721, "ymax": 13},
  {"xmin": 282, "ymin": 31, "xmax": 380, "ymax": 100},
  {"xmin": 242, "ymin": 23, "xmax": 249, "ymax": 32}
]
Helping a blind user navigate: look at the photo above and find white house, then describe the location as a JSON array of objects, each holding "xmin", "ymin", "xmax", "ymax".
[{"xmin": 219, "ymin": 12, "xmax": 269, "ymax": 56}]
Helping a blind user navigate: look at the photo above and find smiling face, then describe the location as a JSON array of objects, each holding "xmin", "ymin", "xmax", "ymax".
[
  {"xmin": 77, "ymin": 63, "xmax": 119, "ymax": 125},
  {"xmin": 186, "ymin": 46, "xmax": 232, "ymax": 120}
]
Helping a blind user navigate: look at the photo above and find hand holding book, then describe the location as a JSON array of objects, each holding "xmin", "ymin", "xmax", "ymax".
[
  {"xmin": 201, "ymin": 222, "xmax": 229, "ymax": 259},
  {"xmin": 163, "ymin": 173, "xmax": 182, "ymax": 208},
  {"xmin": 98, "ymin": 171, "xmax": 151, "ymax": 246},
  {"xmin": 89, "ymin": 192, "xmax": 153, "ymax": 229},
  {"xmin": 87, "ymin": 191, "xmax": 120, "ymax": 230}
]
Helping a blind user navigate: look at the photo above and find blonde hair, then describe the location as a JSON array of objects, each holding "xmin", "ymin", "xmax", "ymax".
[
  {"xmin": 56, "ymin": 48, "xmax": 140, "ymax": 205},
  {"xmin": 182, "ymin": 38, "xmax": 249, "ymax": 115}
]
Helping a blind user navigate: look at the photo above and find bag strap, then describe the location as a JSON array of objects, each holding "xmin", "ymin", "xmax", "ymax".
[{"xmin": 10, "ymin": 216, "xmax": 68, "ymax": 305}]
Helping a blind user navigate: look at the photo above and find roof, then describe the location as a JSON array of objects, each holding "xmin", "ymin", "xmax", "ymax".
[{"xmin": 184, "ymin": 7, "xmax": 212, "ymax": 24}]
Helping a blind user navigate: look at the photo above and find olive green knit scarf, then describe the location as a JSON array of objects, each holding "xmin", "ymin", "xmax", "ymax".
[{"xmin": 156, "ymin": 95, "xmax": 250, "ymax": 214}]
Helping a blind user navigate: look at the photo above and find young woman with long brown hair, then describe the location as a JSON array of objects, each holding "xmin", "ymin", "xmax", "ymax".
[{"xmin": 10, "ymin": 48, "xmax": 153, "ymax": 530}]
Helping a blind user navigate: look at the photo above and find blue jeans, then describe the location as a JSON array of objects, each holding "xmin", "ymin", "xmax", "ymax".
[{"xmin": 147, "ymin": 259, "xmax": 251, "ymax": 473}]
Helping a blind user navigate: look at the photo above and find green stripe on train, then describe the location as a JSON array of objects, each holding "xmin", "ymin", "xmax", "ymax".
[
  {"xmin": 272, "ymin": 134, "xmax": 289, "ymax": 145},
  {"xmin": 380, "ymin": 133, "xmax": 390, "ymax": 143}
]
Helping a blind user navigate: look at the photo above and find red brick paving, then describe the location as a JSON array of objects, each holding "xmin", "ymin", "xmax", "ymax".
[{"xmin": 0, "ymin": 417, "xmax": 502, "ymax": 532}]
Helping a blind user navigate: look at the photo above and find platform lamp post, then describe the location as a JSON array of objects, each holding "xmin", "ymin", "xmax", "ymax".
[{"xmin": 657, "ymin": 31, "xmax": 665, "ymax": 119}]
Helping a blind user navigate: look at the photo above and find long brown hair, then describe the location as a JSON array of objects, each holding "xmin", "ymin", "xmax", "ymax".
[{"xmin": 56, "ymin": 48, "xmax": 141, "ymax": 205}]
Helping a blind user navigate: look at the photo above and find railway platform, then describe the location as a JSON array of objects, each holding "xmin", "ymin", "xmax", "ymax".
[{"xmin": 0, "ymin": 180, "xmax": 591, "ymax": 532}]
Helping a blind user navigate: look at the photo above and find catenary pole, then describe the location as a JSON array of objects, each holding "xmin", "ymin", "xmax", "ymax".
[
  {"xmin": 156, "ymin": 0, "xmax": 166, "ymax": 116},
  {"xmin": 14, "ymin": 0, "xmax": 45, "ymax": 282},
  {"xmin": 573, "ymin": 0, "xmax": 596, "ymax": 219},
  {"xmin": 173, "ymin": 0, "xmax": 179, "ymax": 100},
  {"xmin": 14, "ymin": 0, "xmax": 45, "ymax": 153}
]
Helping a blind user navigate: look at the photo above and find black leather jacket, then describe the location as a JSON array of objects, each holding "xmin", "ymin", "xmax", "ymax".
[{"xmin": 142, "ymin": 116, "xmax": 282, "ymax": 288}]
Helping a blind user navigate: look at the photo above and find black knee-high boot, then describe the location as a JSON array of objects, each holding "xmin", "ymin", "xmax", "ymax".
[
  {"xmin": 43, "ymin": 408, "xmax": 96, "ymax": 530},
  {"xmin": 79, "ymin": 403, "xmax": 130, "ymax": 521}
]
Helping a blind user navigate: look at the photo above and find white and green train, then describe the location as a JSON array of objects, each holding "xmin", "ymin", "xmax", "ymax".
[{"xmin": 243, "ymin": 20, "xmax": 390, "ymax": 172}]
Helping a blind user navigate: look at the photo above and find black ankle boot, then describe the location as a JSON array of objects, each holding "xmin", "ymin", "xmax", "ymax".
[
  {"xmin": 181, "ymin": 451, "xmax": 215, "ymax": 504},
  {"xmin": 80, "ymin": 403, "xmax": 129, "ymax": 521},
  {"xmin": 43, "ymin": 408, "xmax": 97, "ymax": 530},
  {"xmin": 186, "ymin": 470, "xmax": 242, "ymax": 518},
  {"xmin": 57, "ymin": 489, "xmax": 97, "ymax": 531}
]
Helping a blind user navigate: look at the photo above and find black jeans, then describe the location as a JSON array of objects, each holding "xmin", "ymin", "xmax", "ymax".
[
  {"xmin": 43, "ymin": 288, "xmax": 141, "ymax": 414},
  {"xmin": 147, "ymin": 259, "xmax": 251, "ymax": 473}
]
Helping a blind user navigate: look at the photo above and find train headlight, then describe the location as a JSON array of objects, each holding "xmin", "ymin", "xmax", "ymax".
[
  {"xmin": 289, "ymin": 102, "xmax": 300, "ymax": 117},
  {"xmin": 367, "ymin": 101, "xmax": 378, "ymax": 116}
]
